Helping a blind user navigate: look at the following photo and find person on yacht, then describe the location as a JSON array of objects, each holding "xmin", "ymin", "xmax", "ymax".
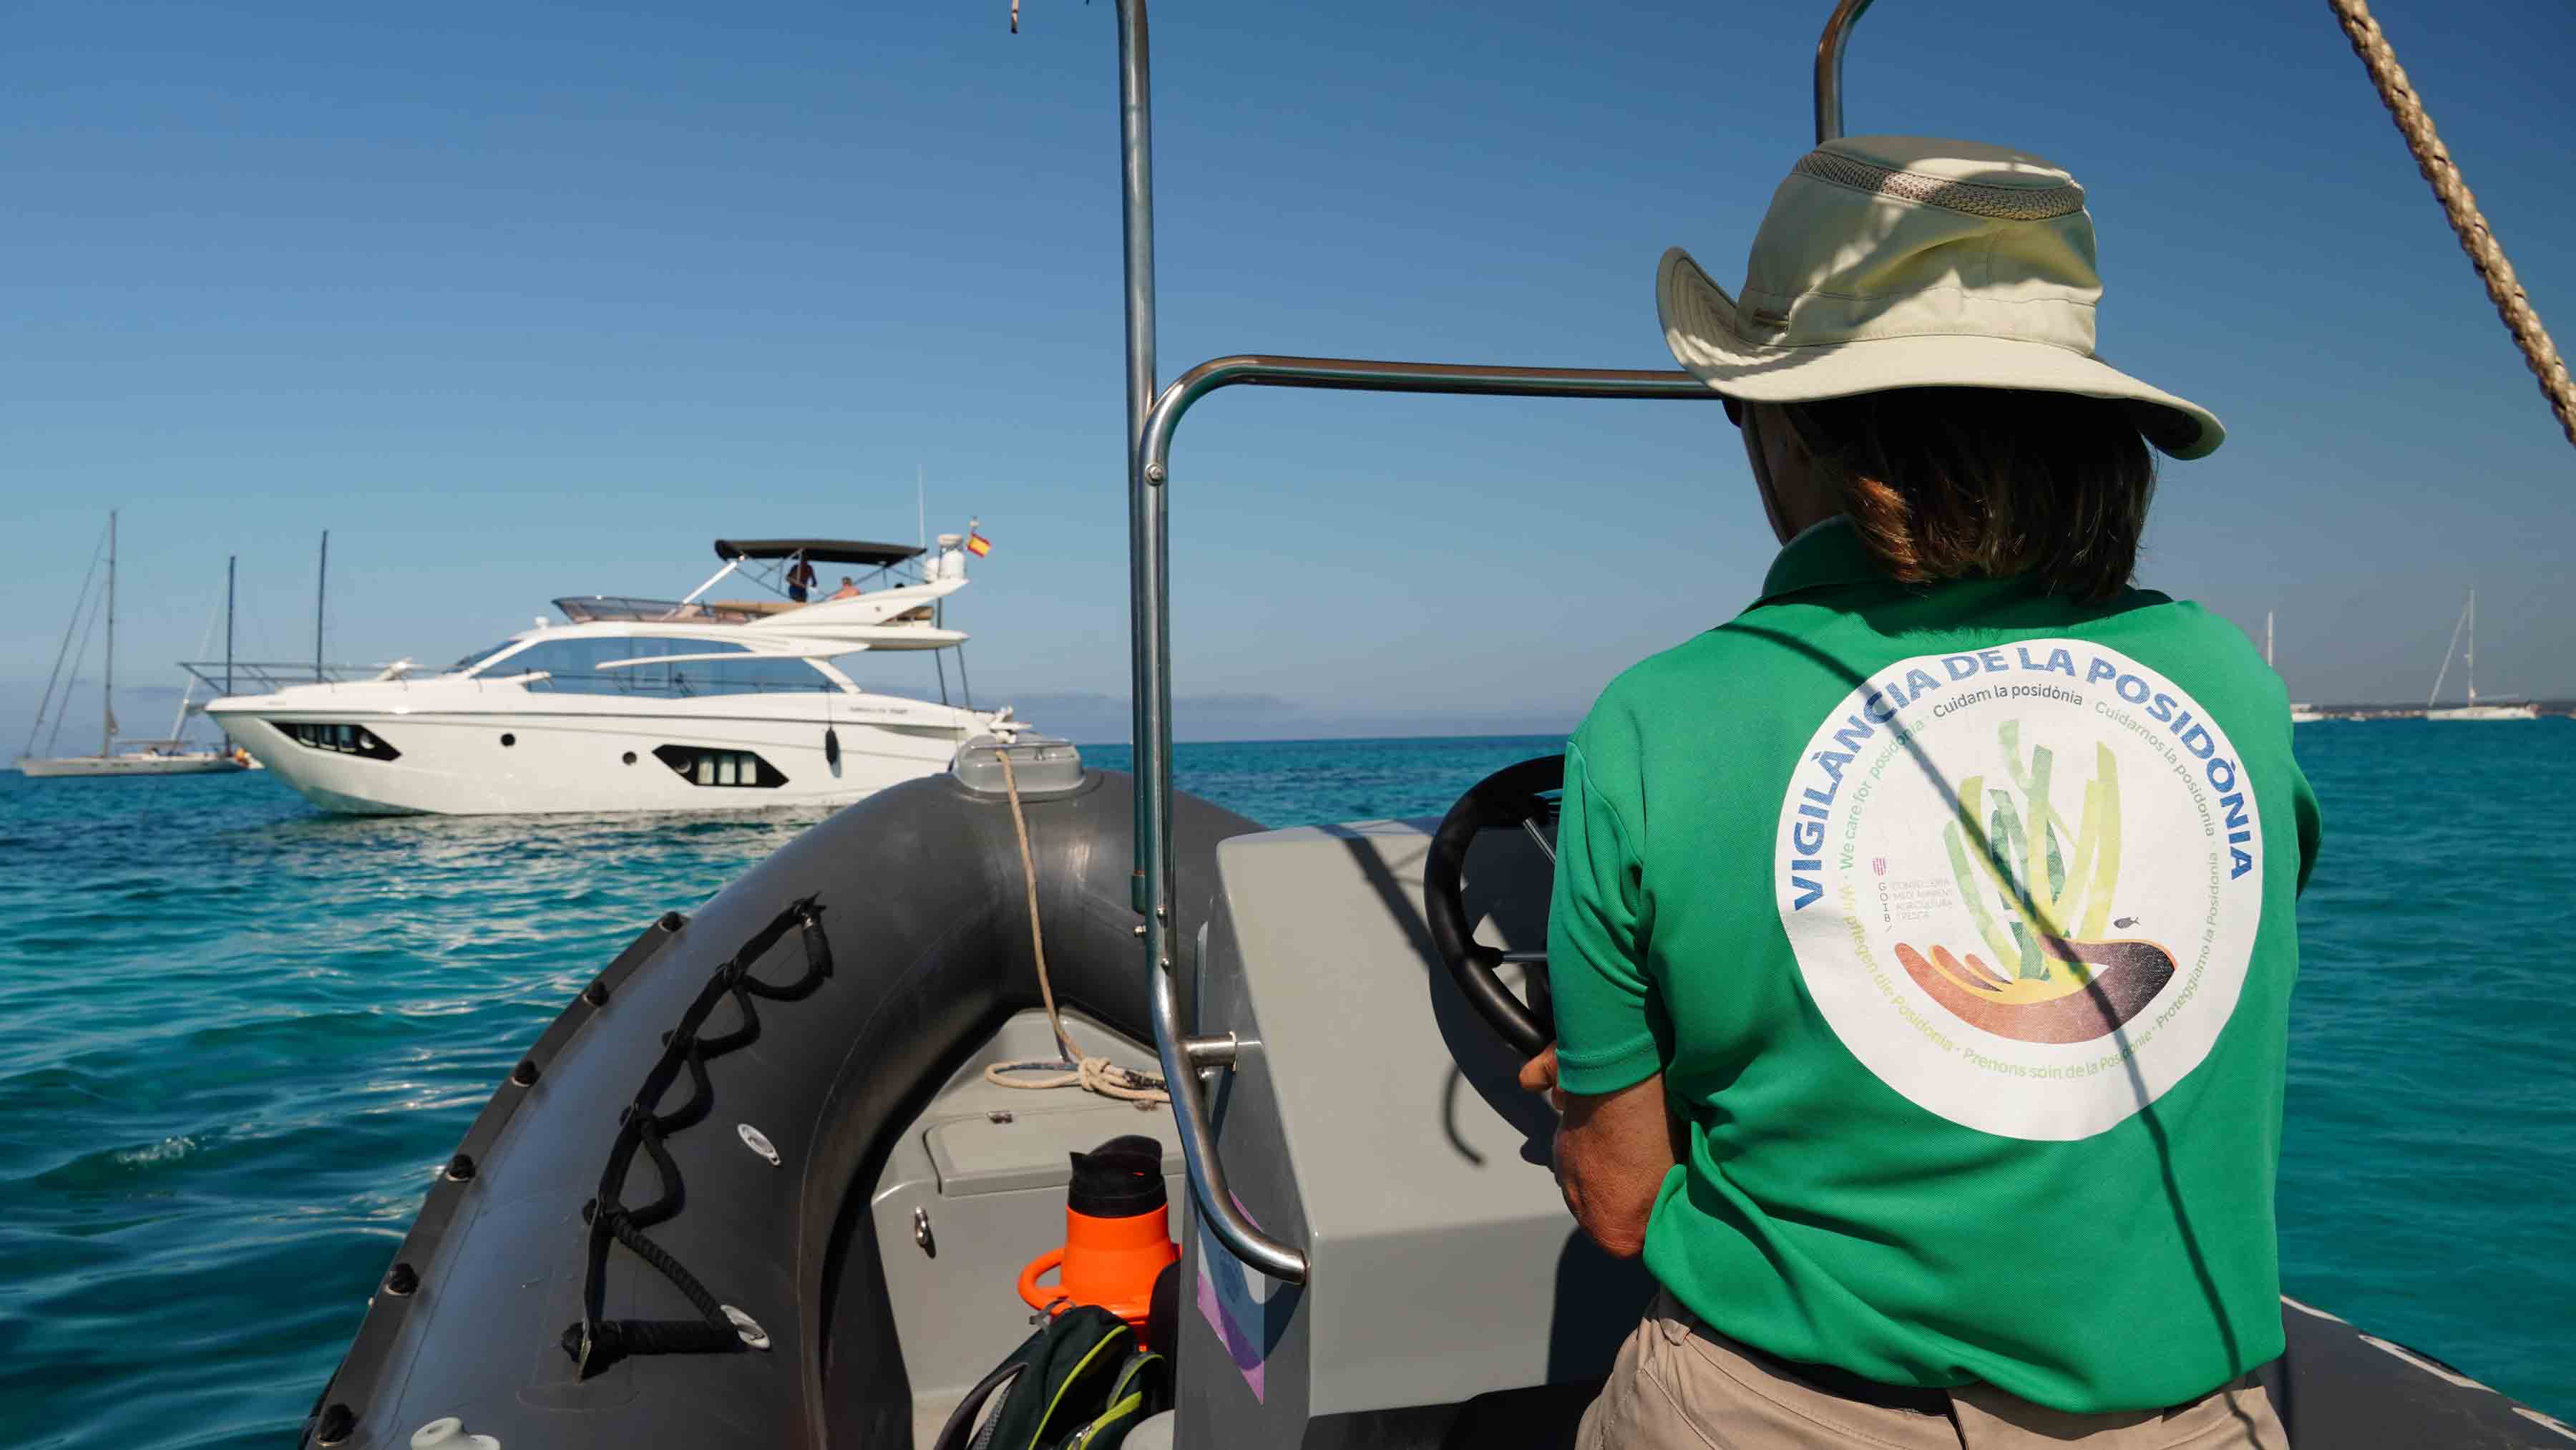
[
  {"xmin": 830, "ymin": 575, "xmax": 864, "ymax": 600},
  {"xmin": 786, "ymin": 553, "xmax": 818, "ymax": 603},
  {"xmin": 1522, "ymin": 137, "xmax": 2318, "ymax": 1449}
]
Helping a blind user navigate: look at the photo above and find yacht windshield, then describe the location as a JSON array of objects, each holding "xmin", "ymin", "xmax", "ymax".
[
  {"xmin": 477, "ymin": 637, "xmax": 839, "ymax": 697},
  {"xmin": 449, "ymin": 641, "xmax": 520, "ymax": 673}
]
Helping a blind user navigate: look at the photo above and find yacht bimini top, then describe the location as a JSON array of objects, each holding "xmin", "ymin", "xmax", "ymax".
[{"xmin": 714, "ymin": 538, "xmax": 925, "ymax": 567}]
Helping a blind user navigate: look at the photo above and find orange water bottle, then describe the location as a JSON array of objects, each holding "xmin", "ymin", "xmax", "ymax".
[{"xmin": 1016, "ymin": 1135, "xmax": 1178, "ymax": 1330}]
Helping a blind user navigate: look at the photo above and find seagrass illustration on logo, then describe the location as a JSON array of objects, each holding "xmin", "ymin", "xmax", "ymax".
[
  {"xmin": 1773, "ymin": 639, "xmax": 2265, "ymax": 1141},
  {"xmin": 1892, "ymin": 721, "xmax": 2177, "ymax": 1045}
]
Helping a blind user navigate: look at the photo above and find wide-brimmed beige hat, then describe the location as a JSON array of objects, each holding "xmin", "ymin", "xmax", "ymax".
[{"xmin": 1660, "ymin": 135, "xmax": 2223, "ymax": 459}]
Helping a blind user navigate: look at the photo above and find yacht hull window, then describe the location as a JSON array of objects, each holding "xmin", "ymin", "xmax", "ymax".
[
  {"xmin": 278, "ymin": 721, "xmax": 401, "ymax": 762},
  {"xmin": 652, "ymin": 745, "xmax": 787, "ymax": 789}
]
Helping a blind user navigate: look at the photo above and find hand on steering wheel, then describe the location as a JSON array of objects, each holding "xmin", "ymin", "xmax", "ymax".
[
  {"xmin": 1516, "ymin": 1045, "xmax": 1566, "ymax": 1110},
  {"xmin": 1421, "ymin": 754, "xmax": 1564, "ymax": 1062}
]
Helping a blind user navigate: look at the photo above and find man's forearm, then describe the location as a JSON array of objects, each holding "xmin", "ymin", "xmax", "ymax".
[{"xmin": 1553, "ymin": 1071, "xmax": 1677, "ymax": 1259}]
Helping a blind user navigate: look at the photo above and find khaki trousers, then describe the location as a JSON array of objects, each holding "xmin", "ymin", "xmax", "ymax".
[{"xmin": 1576, "ymin": 1290, "xmax": 2288, "ymax": 1450}]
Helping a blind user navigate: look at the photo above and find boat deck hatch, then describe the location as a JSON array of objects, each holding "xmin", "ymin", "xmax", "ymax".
[{"xmin": 925, "ymin": 1105, "xmax": 1181, "ymax": 1197}]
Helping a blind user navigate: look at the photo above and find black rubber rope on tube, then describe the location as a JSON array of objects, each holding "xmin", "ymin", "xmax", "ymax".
[{"xmin": 562, "ymin": 897, "xmax": 833, "ymax": 1374}]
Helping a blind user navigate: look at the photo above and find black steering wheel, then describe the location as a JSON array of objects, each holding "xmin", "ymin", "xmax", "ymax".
[{"xmin": 1422, "ymin": 754, "xmax": 1563, "ymax": 1061}]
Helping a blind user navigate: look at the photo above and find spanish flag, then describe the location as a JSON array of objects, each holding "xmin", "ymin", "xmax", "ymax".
[{"xmin": 965, "ymin": 530, "xmax": 993, "ymax": 558}]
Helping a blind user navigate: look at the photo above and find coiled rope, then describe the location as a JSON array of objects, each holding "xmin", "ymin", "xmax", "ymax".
[
  {"xmin": 2328, "ymin": 0, "xmax": 2576, "ymax": 449},
  {"xmin": 982, "ymin": 745, "xmax": 1169, "ymax": 1105}
]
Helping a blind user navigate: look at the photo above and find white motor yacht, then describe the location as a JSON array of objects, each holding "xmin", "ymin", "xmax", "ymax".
[{"xmin": 204, "ymin": 534, "xmax": 1024, "ymax": 815}]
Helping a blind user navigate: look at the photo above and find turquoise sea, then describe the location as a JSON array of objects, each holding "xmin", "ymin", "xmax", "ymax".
[{"xmin": 0, "ymin": 725, "xmax": 2568, "ymax": 1448}]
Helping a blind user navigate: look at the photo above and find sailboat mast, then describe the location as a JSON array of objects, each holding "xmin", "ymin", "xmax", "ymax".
[
  {"xmin": 102, "ymin": 509, "xmax": 117, "ymax": 757},
  {"xmin": 316, "ymin": 530, "xmax": 329, "ymax": 680},
  {"xmin": 170, "ymin": 594, "xmax": 221, "ymax": 740},
  {"xmin": 22, "ymin": 522, "xmax": 107, "ymax": 762},
  {"xmin": 2429, "ymin": 591, "xmax": 2469, "ymax": 708},
  {"xmin": 225, "ymin": 555, "xmax": 236, "ymax": 696},
  {"xmin": 2464, "ymin": 588, "xmax": 2477, "ymax": 704}
]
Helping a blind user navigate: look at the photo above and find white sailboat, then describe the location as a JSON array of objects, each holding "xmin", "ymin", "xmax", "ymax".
[
  {"xmin": 17, "ymin": 512, "xmax": 250, "ymax": 778},
  {"xmin": 2425, "ymin": 589, "xmax": 2539, "ymax": 721}
]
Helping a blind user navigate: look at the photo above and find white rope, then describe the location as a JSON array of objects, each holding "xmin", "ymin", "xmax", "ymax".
[
  {"xmin": 983, "ymin": 1054, "xmax": 1170, "ymax": 1102},
  {"xmin": 982, "ymin": 744, "xmax": 1170, "ymax": 1105}
]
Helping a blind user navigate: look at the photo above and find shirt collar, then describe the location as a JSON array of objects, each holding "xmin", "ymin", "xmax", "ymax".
[{"xmin": 1753, "ymin": 515, "xmax": 1884, "ymax": 605}]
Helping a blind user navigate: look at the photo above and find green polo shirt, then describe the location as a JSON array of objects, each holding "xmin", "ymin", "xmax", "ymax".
[{"xmin": 1550, "ymin": 517, "xmax": 2319, "ymax": 1414}]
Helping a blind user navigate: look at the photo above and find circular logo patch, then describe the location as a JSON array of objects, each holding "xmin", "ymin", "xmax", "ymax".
[{"xmin": 1775, "ymin": 640, "xmax": 2264, "ymax": 1140}]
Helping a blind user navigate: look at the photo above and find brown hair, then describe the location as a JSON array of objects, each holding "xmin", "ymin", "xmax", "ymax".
[{"xmin": 1775, "ymin": 388, "xmax": 2158, "ymax": 603}]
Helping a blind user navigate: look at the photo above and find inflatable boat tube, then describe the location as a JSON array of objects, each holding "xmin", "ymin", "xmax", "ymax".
[
  {"xmin": 299, "ymin": 759, "xmax": 2575, "ymax": 1449},
  {"xmin": 300, "ymin": 763, "xmax": 1252, "ymax": 1450}
]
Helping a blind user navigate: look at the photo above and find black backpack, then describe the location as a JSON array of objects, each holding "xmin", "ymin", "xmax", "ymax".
[{"xmin": 930, "ymin": 1304, "xmax": 1171, "ymax": 1450}]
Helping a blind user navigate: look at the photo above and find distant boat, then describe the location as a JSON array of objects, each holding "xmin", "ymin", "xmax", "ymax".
[
  {"xmin": 16, "ymin": 512, "xmax": 250, "ymax": 779},
  {"xmin": 21, "ymin": 748, "xmax": 248, "ymax": 779},
  {"xmin": 2269, "ymin": 610, "xmax": 2328, "ymax": 724},
  {"xmin": 203, "ymin": 532, "xmax": 1021, "ymax": 814},
  {"xmin": 2425, "ymin": 589, "xmax": 2539, "ymax": 721}
]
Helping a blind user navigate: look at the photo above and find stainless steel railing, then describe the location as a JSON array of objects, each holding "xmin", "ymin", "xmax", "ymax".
[
  {"xmin": 1108, "ymin": 0, "xmax": 1882, "ymax": 1290},
  {"xmin": 1814, "ymin": 0, "xmax": 1880, "ymax": 144}
]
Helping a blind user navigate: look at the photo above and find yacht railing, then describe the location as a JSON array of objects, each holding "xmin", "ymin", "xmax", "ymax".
[
  {"xmin": 554, "ymin": 592, "xmax": 944, "ymax": 627},
  {"xmin": 178, "ymin": 661, "xmax": 394, "ymax": 695},
  {"xmin": 553, "ymin": 595, "xmax": 789, "ymax": 626},
  {"xmin": 1107, "ymin": 0, "xmax": 1880, "ymax": 1288}
]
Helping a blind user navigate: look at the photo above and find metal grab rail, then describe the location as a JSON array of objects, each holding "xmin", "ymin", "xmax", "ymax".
[
  {"xmin": 1813, "ymin": 0, "xmax": 1879, "ymax": 144},
  {"xmin": 1108, "ymin": 0, "xmax": 1883, "ymax": 1290},
  {"xmin": 1128, "ymin": 354, "xmax": 1726, "ymax": 1290},
  {"xmin": 1146, "ymin": 966, "xmax": 1304, "ymax": 1280},
  {"xmin": 1139, "ymin": 355, "xmax": 1720, "ymax": 485}
]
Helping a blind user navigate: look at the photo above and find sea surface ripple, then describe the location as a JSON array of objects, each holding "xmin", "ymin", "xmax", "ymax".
[{"xmin": 0, "ymin": 726, "xmax": 2565, "ymax": 1446}]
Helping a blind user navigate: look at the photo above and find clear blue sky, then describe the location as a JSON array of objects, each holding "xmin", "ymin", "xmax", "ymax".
[{"xmin": 4, "ymin": 0, "xmax": 2570, "ymax": 742}]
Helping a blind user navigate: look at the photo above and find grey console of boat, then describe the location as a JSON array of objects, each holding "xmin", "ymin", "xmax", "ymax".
[
  {"xmin": 1162, "ymin": 817, "xmax": 2576, "ymax": 1449},
  {"xmin": 1175, "ymin": 819, "xmax": 1653, "ymax": 1446}
]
